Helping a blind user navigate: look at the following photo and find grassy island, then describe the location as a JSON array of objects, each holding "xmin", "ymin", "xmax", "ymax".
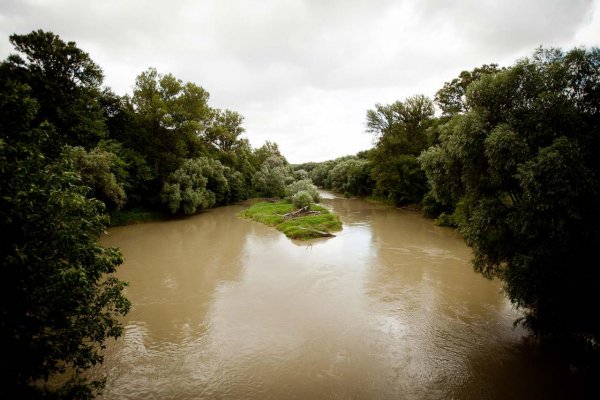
[{"xmin": 240, "ymin": 200, "xmax": 342, "ymax": 240}]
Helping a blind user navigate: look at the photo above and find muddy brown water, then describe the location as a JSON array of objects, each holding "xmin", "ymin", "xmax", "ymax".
[{"xmin": 97, "ymin": 192, "xmax": 584, "ymax": 399}]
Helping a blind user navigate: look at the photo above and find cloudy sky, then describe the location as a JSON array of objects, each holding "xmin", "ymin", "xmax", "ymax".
[{"xmin": 1, "ymin": 0, "xmax": 599, "ymax": 163}]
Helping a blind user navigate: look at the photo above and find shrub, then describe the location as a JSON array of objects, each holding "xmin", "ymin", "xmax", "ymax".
[
  {"xmin": 286, "ymin": 179, "xmax": 320, "ymax": 202},
  {"xmin": 291, "ymin": 190, "xmax": 314, "ymax": 209}
]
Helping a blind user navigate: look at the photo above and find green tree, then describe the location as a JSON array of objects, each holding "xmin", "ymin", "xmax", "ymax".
[
  {"xmin": 309, "ymin": 160, "xmax": 336, "ymax": 188},
  {"xmin": 161, "ymin": 157, "xmax": 213, "ymax": 214},
  {"xmin": 434, "ymin": 64, "xmax": 501, "ymax": 116},
  {"xmin": 367, "ymin": 95, "xmax": 434, "ymax": 204},
  {"xmin": 291, "ymin": 190, "xmax": 314, "ymax": 209},
  {"xmin": 1, "ymin": 30, "xmax": 106, "ymax": 156},
  {"xmin": 205, "ymin": 109, "xmax": 245, "ymax": 152},
  {"xmin": 420, "ymin": 47, "xmax": 600, "ymax": 342},
  {"xmin": 286, "ymin": 179, "xmax": 321, "ymax": 202},
  {"xmin": 252, "ymin": 155, "xmax": 292, "ymax": 198},
  {"xmin": 328, "ymin": 158, "xmax": 374, "ymax": 197},
  {"xmin": 252, "ymin": 141, "xmax": 285, "ymax": 168},
  {"xmin": 69, "ymin": 146, "xmax": 128, "ymax": 210},
  {"xmin": 0, "ymin": 76, "xmax": 130, "ymax": 399},
  {"xmin": 131, "ymin": 68, "xmax": 210, "ymax": 182}
]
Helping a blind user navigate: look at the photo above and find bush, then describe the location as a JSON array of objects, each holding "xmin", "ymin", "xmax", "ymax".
[
  {"xmin": 291, "ymin": 190, "xmax": 314, "ymax": 209},
  {"xmin": 252, "ymin": 155, "xmax": 291, "ymax": 198},
  {"xmin": 160, "ymin": 158, "xmax": 213, "ymax": 214},
  {"xmin": 286, "ymin": 179, "xmax": 320, "ymax": 202}
]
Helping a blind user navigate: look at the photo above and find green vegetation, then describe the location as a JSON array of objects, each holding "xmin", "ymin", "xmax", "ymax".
[
  {"xmin": 0, "ymin": 29, "xmax": 302, "ymax": 398},
  {"xmin": 420, "ymin": 47, "xmax": 600, "ymax": 344},
  {"xmin": 291, "ymin": 190, "xmax": 314, "ymax": 209},
  {"xmin": 240, "ymin": 201, "xmax": 342, "ymax": 240},
  {"xmin": 1, "ymin": 30, "xmax": 131, "ymax": 399},
  {"xmin": 2, "ymin": 25, "xmax": 599, "ymax": 396},
  {"xmin": 285, "ymin": 179, "xmax": 321, "ymax": 202},
  {"xmin": 109, "ymin": 208, "xmax": 167, "ymax": 226},
  {"xmin": 307, "ymin": 46, "xmax": 600, "ymax": 350}
]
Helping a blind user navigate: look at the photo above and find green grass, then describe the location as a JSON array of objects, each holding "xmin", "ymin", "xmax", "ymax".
[
  {"xmin": 240, "ymin": 200, "xmax": 342, "ymax": 240},
  {"xmin": 109, "ymin": 207, "xmax": 168, "ymax": 226}
]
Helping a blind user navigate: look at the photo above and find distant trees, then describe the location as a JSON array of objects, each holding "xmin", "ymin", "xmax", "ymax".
[
  {"xmin": 307, "ymin": 155, "xmax": 375, "ymax": 197},
  {"xmin": 420, "ymin": 47, "xmax": 600, "ymax": 342},
  {"xmin": 328, "ymin": 158, "xmax": 373, "ymax": 196}
]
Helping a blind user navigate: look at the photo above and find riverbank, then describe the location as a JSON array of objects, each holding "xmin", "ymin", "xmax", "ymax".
[
  {"xmin": 239, "ymin": 200, "xmax": 342, "ymax": 240},
  {"xmin": 109, "ymin": 208, "xmax": 168, "ymax": 226}
]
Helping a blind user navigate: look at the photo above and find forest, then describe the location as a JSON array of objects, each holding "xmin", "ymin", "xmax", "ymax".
[{"xmin": 1, "ymin": 30, "xmax": 599, "ymax": 398}]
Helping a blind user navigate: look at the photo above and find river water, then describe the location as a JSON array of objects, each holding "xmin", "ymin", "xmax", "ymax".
[{"xmin": 97, "ymin": 192, "xmax": 582, "ymax": 399}]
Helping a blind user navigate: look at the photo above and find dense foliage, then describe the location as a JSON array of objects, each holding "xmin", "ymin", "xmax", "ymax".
[
  {"xmin": 0, "ymin": 29, "xmax": 301, "ymax": 398},
  {"xmin": 0, "ymin": 31, "xmax": 130, "ymax": 398},
  {"xmin": 3, "ymin": 27, "xmax": 599, "ymax": 395},
  {"xmin": 310, "ymin": 46, "xmax": 600, "ymax": 347},
  {"xmin": 286, "ymin": 179, "xmax": 321, "ymax": 203},
  {"xmin": 420, "ymin": 48, "xmax": 600, "ymax": 343},
  {"xmin": 307, "ymin": 154, "xmax": 375, "ymax": 198},
  {"xmin": 366, "ymin": 95, "xmax": 435, "ymax": 205}
]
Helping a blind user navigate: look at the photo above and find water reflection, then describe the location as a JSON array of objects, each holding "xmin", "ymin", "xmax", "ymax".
[{"xmin": 97, "ymin": 195, "xmax": 583, "ymax": 399}]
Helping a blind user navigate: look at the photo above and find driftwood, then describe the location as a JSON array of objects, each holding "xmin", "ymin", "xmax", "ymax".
[
  {"xmin": 296, "ymin": 226, "xmax": 336, "ymax": 237},
  {"xmin": 282, "ymin": 206, "xmax": 321, "ymax": 219}
]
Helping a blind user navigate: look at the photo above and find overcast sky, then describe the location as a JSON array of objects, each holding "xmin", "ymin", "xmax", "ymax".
[{"xmin": 1, "ymin": 0, "xmax": 599, "ymax": 163}]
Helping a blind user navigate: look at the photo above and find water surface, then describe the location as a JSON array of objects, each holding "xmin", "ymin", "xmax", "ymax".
[{"xmin": 98, "ymin": 193, "xmax": 582, "ymax": 399}]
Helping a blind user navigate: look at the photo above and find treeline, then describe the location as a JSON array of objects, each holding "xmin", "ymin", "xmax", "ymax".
[
  {"xmin": 0, "ymin": 30, "xmax": 305, "ymax": 398},
  {"xmin": 5, "ymin": 30, "xmax": 304, "ymax": 223},
  {"xmin": 298, "ymin": 92, "xmax": 442, "ymax": 205},
  {"xmin": 303, "ymin": 47, "xmax": 600, "ymax": 348}
]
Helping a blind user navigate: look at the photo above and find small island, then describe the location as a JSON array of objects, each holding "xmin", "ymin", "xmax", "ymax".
[{"xmin": 241, "ymin": 200, "xmax": 342, "ymax": 240}]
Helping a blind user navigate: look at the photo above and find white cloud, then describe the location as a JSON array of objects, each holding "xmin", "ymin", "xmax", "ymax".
[{"xmin": 1, "ymin": 0, "xmax": 597, "ymax": 163}]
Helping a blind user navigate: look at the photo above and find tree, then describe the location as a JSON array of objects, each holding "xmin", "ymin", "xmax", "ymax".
[
  {"xmin": 328, "ymin": 158, "xmax": 374, "ymax": 197},
  {"xmin": 420, "ymin": 47, "xmax": 600, "ymax": 342},
  {"xmin": 69, "ymin": 146, "xmax": 128, "ymax": 210},
  {"xmin": 1, "ymin": 30, "xmax": 106, "ymax": 156},
  {"xmin": 252, "ymin": 155, "xmax": 292, "ymax": 198},
  {"xmin": 161, "ymin": 157, "xmax": 230, "ymax": 214},
  {"xmin": 434, "ymin": 64, "xmax": 501, "ymax": 116},
  {"xmin": 253, "ymin": 141, "xmax": 285, "ymax": 168},
  {"xmin": 0, "ymin": 76, "xmax": 130, "ymax": 399},
  {"xmin": 131, "ymin": 68, "xmax": 210, "ymax": 182},
  {"xmin": 291, "ymin": 190, "xmax": 314, "ymax": 209},
  {"xmin": 367, "ymin": 95, "xmax": 434, "ymax": 204},
  {"xmin": 205, "ymin": 109, "xmax": 245, "ymax": 152},
  {"xmin": 286, "ymin": 179, "xmax": 321, "ymax": 202},
  {"xmin": 309, "ymin": 160, "xmax": 336, "ymax": 188}
]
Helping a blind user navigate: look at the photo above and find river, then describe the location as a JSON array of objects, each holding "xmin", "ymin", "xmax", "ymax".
[{"xmin": 97, "ymin": 192, "xmax": 582, "ymax": 399}]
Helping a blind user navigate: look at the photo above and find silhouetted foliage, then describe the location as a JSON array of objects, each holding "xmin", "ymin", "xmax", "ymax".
[
  {"xmin": 0, "ymin": 44, "xmax": 130, "ymax": 398},
  {"xmin": 420, "ymin": 47, "xmax": 600, "ymax": 343}
]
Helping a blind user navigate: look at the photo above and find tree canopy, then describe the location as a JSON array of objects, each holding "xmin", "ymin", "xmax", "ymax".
[
  {"xmin": 420, "ymin": 47, "xmax": 600, "ymax": 342},
  {"xmin": 367, "ymin": 95, "xmax": 435, "ymax": 205},
  {"xmin": 0, "ymin": 37, "xmax": 130, "ymax": 397}
]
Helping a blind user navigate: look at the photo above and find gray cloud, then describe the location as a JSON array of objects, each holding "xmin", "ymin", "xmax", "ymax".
[{"xmin": 1, "ymin": 0, "xmax": 597, "ymax": 163}]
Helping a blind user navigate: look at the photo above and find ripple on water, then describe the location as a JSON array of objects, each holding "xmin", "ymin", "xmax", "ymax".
[{"xmin": 96, "ymin": 196, "xmax": 578, "ymax": 400}]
